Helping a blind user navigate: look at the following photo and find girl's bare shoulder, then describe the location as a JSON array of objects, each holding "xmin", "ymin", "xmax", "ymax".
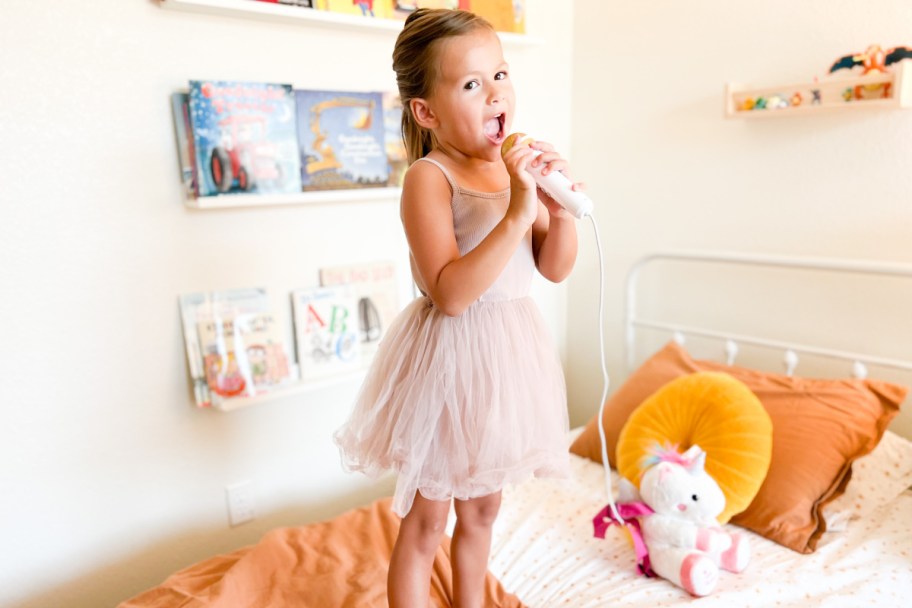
[{"xmin": 401, "ymin": 159, "xmax": 453, "ymax": 204}]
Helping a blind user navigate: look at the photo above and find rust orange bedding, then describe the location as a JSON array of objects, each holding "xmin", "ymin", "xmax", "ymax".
[{"xmin": 120, "ymin": 497, "xmax": 524, "ymax": 608}]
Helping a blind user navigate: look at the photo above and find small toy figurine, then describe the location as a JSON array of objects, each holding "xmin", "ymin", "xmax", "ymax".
[
  {"xmin": 811, "ymin": 89, "xmax": 822, "ymax": 104},
  {"xmin": 842, "ymin": 87, "xmax": 854, "ymax": 102},
  {"xmin": 829, "ymin": 44, "xmax": 912, "ymax": 99},
  {"xmin": 767, "ymin": 94, "xmax": 789, "ymax": 110},
  {"xmin": 790, "ymin": 92, "xmax": 803, "ymax": 106}
]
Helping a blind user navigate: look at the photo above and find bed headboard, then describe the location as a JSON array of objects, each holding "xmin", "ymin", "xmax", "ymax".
[{"xmin": 624, "ymin": 251, "xmax": 912, "ymax": 440}]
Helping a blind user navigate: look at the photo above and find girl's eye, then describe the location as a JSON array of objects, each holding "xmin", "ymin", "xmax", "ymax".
[
  {"xmin": 495, "ymin": 71, "xmax": 507, "ymax": 80},
  {"xmin": 464, "ymin": 80, "xmax": 479, "ymax": 90}
]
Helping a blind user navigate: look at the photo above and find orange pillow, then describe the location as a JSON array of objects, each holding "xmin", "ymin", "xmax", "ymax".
[{"xmin": 569, "ymin": 341, "xmax": 907, "ymax": 553}]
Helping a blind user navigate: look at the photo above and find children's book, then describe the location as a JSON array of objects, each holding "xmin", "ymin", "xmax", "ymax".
[
  {"xmin": 382, "ymin": 92, "xmax": 407, "ymax": 187},
  {"xmin": 170, "ymin": 92, "xmax": 199, "ymax": 197},
  {"xmin": 388, "ymin": 2, "xmax": 522, "ymax": 32},
  {"xmin": 468, "ymin": 0, "xmax": 524, "ymax": 33},
  {"xmin": 188, "ymin": 80, "xmax": 302, "ymax": 197},
  {"xmin": 316, "ymin": 0, "xmax": 395, "ymax": 18},
  {"xmin": 319, "ymin": 261, "xmax": 400, "ymax": 364},
  {"xmin": 295, "ymin": 90, "xmax": 389, "ymax": 190},
  {"xmin": 291, "ymin": 286, "xmax": 362, "ymax": 381},
  {"xmin": 391, "ymin": 1, "xmax": 461, "ymax": 20},
  {"xmin": 180, "ymin": 289, "xmax": 295, "ymax": 407}
]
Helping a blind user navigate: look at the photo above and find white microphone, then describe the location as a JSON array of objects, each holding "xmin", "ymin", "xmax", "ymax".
[{"xmin": 501, "ymin": 133, "xmax": 593, "ymax": 219}]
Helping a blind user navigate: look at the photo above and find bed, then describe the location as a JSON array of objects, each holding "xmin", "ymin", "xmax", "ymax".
[{"xmin": 121, "ymin": 251, "xmax": 912, "ymax": 607}]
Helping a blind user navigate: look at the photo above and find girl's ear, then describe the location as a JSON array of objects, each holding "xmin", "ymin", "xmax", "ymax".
[{"xmin": 410, "ymin": 98, "xmax": 438, "ymax": 129}]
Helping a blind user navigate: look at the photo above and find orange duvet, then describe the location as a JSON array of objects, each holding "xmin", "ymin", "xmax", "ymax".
[{"xmin": 120, "ymin": 498, "xmax": 524, "ymax": 608}]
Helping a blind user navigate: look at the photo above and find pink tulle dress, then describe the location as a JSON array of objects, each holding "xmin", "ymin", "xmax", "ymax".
[{"xmin": 334, "ymin": 158, "xmax": 570, "ymax": 517}]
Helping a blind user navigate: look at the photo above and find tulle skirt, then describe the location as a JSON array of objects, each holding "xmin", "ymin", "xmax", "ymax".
[{"xmin": 334, "ymin": 296, "xmax": 571, "ymax": 517}]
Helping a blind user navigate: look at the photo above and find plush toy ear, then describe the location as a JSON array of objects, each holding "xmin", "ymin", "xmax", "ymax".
[{"xmin": 684, "ymin": 445, "xmax": 707, "ymax": 474}]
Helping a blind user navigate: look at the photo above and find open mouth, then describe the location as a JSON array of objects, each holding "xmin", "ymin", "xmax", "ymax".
[{"xmin": 483, "ymin": 113, "xmax": 506, "ymax": 144}]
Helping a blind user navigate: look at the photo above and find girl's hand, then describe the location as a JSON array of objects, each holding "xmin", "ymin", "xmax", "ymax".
[
  {"xmin": 528, "ymin": 140, "xmax": 586, "ymax": 219},
  {"xmin": 501, "ymin": 142, "xmax": 540, "ymax": 226}
]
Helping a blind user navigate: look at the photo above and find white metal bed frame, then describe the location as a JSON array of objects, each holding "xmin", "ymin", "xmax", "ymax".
[{"xmin": 625, "ymin": 251, "xmax": 912, "ymax": 376}]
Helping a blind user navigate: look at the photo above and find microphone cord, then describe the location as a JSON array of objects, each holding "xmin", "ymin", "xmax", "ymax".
[{"xmin": 586, "ymin": 213, "xmax": 621, "ymax": 523}]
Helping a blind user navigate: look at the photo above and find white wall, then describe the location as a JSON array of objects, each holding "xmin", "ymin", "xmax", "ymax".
[
  {"xmin": 568, "ymin": 1, "xmax": 912, "ymax": 434},
  {"xmin": 0, "ymin": 1, "xmax": 573, "ymax": 606}
]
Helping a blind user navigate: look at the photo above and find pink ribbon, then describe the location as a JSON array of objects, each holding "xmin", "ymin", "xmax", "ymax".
[{"xmin": 593, "ymin": 502, "xmax": 656, "ymax": 577}]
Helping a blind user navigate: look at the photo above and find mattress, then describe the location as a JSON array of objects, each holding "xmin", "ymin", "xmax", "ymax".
[{"xmin": 469, "ymin": 452, "xmax": 912, "ymax": 607}]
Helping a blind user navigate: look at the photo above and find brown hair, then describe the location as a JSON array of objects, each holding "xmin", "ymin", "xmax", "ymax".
[{"xmin": 392, "ymin": 9, "xmax": 494, "ymax": 164}]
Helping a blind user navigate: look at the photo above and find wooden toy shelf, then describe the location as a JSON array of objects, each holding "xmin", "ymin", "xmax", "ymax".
[
  {"xmin": 725, "ymin": 60, "xmax": 912, "ymax": 119},
  {"xmin": 158, "ymin": 0, "xmax": 541, "ymax": 46}
]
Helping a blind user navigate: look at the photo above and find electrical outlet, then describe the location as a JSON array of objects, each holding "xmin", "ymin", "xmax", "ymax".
[{"xmin": 225, "ymin": 481, "xmax": 256, "ymax": 527}]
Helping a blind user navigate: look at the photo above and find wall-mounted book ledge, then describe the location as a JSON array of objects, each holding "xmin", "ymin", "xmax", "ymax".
[{"xmin": 159, "ymin": 0, "xmax": 543, "ymax": 46}]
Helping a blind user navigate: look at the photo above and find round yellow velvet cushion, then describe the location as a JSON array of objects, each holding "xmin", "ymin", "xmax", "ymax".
[{"xmin": 616, "ymin": 371, "xmax": 773, "ymax": 523}]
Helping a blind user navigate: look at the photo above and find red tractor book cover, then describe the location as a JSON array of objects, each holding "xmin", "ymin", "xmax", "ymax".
[{"xmin": 188, "ymin": 80, "xmax": 303, "ymax": 197}]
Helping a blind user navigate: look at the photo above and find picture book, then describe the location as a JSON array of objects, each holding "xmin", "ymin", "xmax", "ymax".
[
  {"xmin": 295, "ymin": 89, "xmax": 389, "ymax": 190},
  {"xmin": 252, "ymin": 0, "xmax": 314, "ymax": 7},
  {"xmin": 188, "ymin": 80, "xmax": 302, "ymax": 197},
  {"xmin": 388, "ymin": 2, "xmax": 522, "ymax": 33},
  {"xmin": 291, "ymin": 285, "xmax": 361, "ymax": 381},
  {"xmin": 468, "ymin": 0, "xmax": 524, "ymax": 33},
  {"xmin": 315, "ymin": 0, "xmax": 395, "ymax": 18},
  {"xmin": 319, "ymin": 261, "xmax": 400, "ymax": 364},
  {"xmin": 170, "ymin": 92, "xmax": 198, "ymax": 196},
  {"xmin": 382, "ymin": 91, "xmax": 407, "ymax": 187},
  {"xmin": 391, "ymin": 1, "xmax": 461, "ymax": 21},
  {"xmin": 180, "ymin": 289, "xmax": 295, "ymax": 407}
]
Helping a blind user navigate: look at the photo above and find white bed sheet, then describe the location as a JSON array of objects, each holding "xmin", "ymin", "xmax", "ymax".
[{"xmin": 476, "ymin": 453, "xmax": 912, "ymax": 607}]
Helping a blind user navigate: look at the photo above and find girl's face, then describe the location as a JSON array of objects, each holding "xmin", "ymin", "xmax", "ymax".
[{"xmin": 425, "ymin": 28, "xmax": 515, "ymax": 162}]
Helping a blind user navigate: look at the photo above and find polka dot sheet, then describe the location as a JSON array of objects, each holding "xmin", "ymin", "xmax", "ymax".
[{"xmin": 457, "ymin": 453, "xmax": 912, "ymax": 607}]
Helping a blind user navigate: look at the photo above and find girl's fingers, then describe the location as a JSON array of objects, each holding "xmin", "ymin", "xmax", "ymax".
[{"xmin": 528, "ymin": 143, "xmax": 570, "ymax": 177}]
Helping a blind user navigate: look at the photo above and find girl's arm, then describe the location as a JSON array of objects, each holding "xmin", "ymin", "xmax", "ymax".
[
  {"xmin": 401, "ymin": 158, "xmax": 537, "ymax": 317},
  {"xmin": 529, "ymin": 143, "xmax": 580, "ymax": 282}
]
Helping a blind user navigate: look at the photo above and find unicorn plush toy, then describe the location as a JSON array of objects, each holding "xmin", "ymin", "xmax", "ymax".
[{"xmin": 594, "ymin": 445, "xmax": 751, "ymax": 596}]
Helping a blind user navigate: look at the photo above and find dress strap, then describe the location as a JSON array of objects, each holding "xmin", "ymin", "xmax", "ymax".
[{"xmin": 414, "ymin": 157, "xmax": 459, "ymax": 194}]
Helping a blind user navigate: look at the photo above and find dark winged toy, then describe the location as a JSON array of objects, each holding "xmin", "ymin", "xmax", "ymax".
[{"xmin": 829, "ymin": 44, "xmax": 912, "ymax": 99}]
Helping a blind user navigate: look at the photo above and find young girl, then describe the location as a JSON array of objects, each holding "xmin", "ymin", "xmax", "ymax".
[{"xmin": 334, "ymin": 8, "xmax": 582, "ymax": 607}]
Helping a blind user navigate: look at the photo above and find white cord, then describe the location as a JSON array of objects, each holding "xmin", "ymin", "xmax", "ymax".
[{"xmin": 587, "ymin": 214, "xmax": 621, "ymax": 523}]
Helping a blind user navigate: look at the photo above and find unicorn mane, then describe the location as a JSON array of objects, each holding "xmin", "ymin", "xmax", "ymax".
[{"xmin": 640, "ymin": 442, "xmax": 694, "ymax": 470}]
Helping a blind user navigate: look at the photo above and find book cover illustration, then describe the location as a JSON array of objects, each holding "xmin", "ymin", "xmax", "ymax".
[
  {"xmin": 295, "ymin": 90, "xmax": 389, "ymax": 190},
  {"xmin": 467, "ymin": 0, "xmax": 524, "ymax": 33},
  {"xmin": 250, "ymin": 1, "xmax": 314, "ymax": 7},
  {"xmin": 180, "ymin": 289, "xmax": 294, "ymax": 407},
  {"xmin": 170, "ymin": 92, "xmax": 198, "ymax": 196},
  {"xmin": 291, "ymin": 285, "xmax": 361, "ymax": 381},
  {"xmin": 315, "ymin": 0, "xmax": 395, "ymax": 18},
  {"xmin": 382, "ymin": 92, "xmax": 407, "ymax": 187},
  {"xmin": 319, "ymin": 261, "xmax": 400, "ymax": 364},
  {"xmin": 392, "ymin": 1, "xmax": 461, "ymax": 20},
  {"xmin": 189, "ymin": 80, "xmax": 302, "ymax": 197},
  {"xmin": 389, "ymin": 2, "xmax": 522, "ymax": 33}
]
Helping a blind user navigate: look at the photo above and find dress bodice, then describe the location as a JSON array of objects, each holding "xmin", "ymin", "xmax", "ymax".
[{"xmin": 410, "ymin": 157, "xmax": 534, "ymax": 303}]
